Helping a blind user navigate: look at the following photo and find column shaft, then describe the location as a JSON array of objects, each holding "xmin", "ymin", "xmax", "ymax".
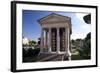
[
  {"xmin": 67, "ymin": 28, "xmax": 69, "ymax": 53},
  {"xmin": 65, "ymin": 28, "xmax": 68, "ymax": 52},
  {"xmin": 44, "ymin": 29, "xmax": 46, "ymax": 49},
  {"xmin": 45, "ymin": 29, "xmax": 48, "ymax": 49},
  {"xmin": 65, "ymin": 28, "xmax": 71, "ymax": 60},
  {"xmin": 48, "ymin": 28, "xmax": 51, "ymax": 52},
  {"xmin": 68, "ymin": 28, "xmax": 71, "ymax": 60},
  {"xmin": 57, "ymin": 28, "xmax": 60, "ymax": 53},
  {"xmin": 40, "ymin": 28, "xmax": 44, "ymax": 52}
]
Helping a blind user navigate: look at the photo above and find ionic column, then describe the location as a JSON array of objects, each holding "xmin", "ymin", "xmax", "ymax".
[
  {"xmin": 68, "ymin": 28, "xmax": 71, "ymax": 60},
  {"xmin": 45, "ymin": 29, "xmax": 48, "ymax": 49},
  {"xmin": 44, "ymin": 29, "xmax": 46, "ymax": 49},
  {"xmin": 65, "ymin": 28, "xmax": 68, "ymax": 52},
  {"xmin": 65, "ymin": 28, "xmax": 71, "ymax": 60},
  {"xmin": 40, "ymin": 28, "xmax": 44, "ymax": 52},
  {"xmin": 57, "ymin": 28, "xmax": 60, "ymax": 53},
  {"xmin": 48, "ymin": 28, "xmax": 51, "ymax": 52}
]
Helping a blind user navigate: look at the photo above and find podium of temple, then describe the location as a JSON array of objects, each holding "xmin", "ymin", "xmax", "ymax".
[{"xmin": 38, "ymin": 13, "xmax": 72, "ymax": 61}]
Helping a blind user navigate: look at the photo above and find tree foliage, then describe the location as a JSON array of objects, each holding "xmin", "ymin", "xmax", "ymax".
[
  {"xmin": 79, "ymin": 32, "xmax": 91, "ymax": 59},
  {"xmin": 71, "ymin": 32, "xmax": 91, "ymax": 60},
  {"xmin": 29, "ymin": 40, "xmax": 37, "ymax": 46}
]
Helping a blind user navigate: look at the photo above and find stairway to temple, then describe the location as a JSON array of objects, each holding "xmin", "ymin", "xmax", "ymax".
[{"xmin": 37, "ymin": 53, "xmax": 68, "ymax": 62}]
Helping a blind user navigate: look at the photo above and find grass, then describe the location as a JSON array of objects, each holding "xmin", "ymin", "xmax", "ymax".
[
  {"xmin": 71, "ymin": 54, "xmax": 83, "ymax": 60},
  {"xmin": 71, "ymin": 53, "xmax": 91, "ymax": 60}
]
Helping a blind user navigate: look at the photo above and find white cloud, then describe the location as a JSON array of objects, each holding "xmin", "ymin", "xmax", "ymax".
[
  {"xmin": 71, "ymin": 32, "xmax": 86, "ymax": 40},
  {"xmin": 81, "ymin": 24, "xmax": 91, "ymax": 29},
  {"xmin": 71, "ymin": 13, "xmax": 91, "ymax": 40},
  {"xmin": 75, "ymin": 13, "xmax": 88, "ymax": 24}
]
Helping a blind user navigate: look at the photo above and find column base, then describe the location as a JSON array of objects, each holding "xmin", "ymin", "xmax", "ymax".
[
  {"xmin": 68, "ymin": 56, "xmax": 71, "ymax": 61},
  {"xmin": 57, "ymin": 51, "xmax": 60, "ymax": 54},
  {"xmin": 48, "ymin": 47, "xmax": 51, "ymax": 53}
]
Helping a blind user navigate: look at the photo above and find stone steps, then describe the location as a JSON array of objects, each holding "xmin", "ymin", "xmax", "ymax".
[{"xmin": 37, "ymin": 53, "xmax": 65, "ymax": 62}]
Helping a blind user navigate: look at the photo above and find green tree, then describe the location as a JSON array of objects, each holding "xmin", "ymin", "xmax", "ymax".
[
  {"xmin": 38, "ymin": 38, "xmax": 40, "ymax": 45},
  {"xmin": 81, "ymin": 32, "xmax": 91, "ymax": 59},
  {"xmin": 71, "ymin": 39, "xmax": 75, "ymax": 45},
  {"xmin": 29, "ymin": 40, "xmax": 37, "ymax": 46}
]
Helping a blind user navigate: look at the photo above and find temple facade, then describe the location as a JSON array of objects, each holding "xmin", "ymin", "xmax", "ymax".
[{"xmin": 38, "ymin": 13, "xmax": 72, "ymax": 60}]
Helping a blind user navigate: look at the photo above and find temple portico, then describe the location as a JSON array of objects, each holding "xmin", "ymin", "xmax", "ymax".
[{"xmin": 38, "ymin": 13, "xmax": 72, "ymax": 60}]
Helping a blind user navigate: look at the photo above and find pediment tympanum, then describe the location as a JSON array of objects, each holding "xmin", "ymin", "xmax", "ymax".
[{"xmin": 38, "ymin": 13, "xmax": 71, "ymax": 24}]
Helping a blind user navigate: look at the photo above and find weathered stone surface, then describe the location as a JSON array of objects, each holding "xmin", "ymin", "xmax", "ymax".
[{"xmin": 38, "ymin": 13, "xmax": 72, "ymax": 60}]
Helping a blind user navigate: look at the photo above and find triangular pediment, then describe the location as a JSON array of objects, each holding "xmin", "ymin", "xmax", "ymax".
[{"xmin": 38, "ymin": 13, "xmax": 71, "ymax": 24}]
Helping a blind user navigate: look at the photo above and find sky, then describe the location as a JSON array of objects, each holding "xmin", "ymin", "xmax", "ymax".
[{"xmin": 22, "ymin": 10, "xmax": 91, "ymax": 41}]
